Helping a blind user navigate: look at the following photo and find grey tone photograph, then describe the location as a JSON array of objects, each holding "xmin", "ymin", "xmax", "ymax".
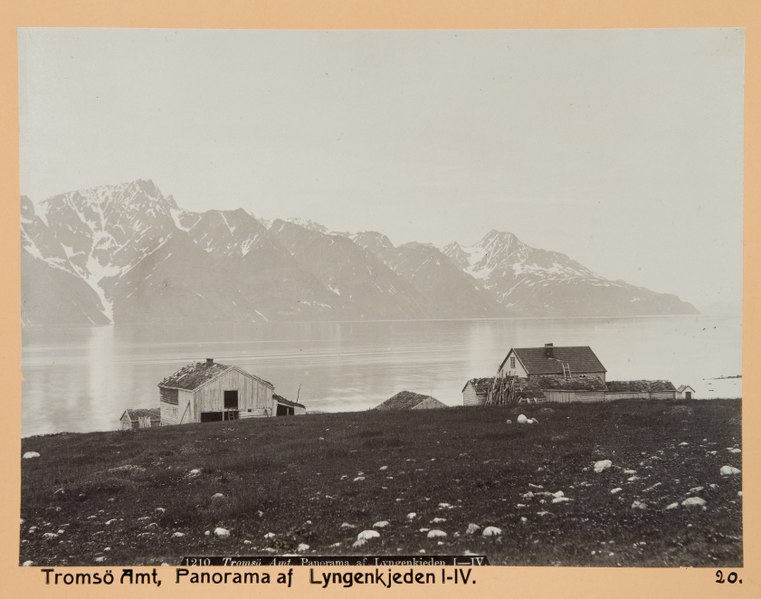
[{"xmin": 19, "ymin": 28, "xmax": 742, "ymax": 566}]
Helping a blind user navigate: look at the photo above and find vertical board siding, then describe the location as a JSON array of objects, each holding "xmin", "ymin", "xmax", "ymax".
[
  {"xmin": 462, "ymin": 384, "xmax": 485, "ymax": 406},
  {"xmin": 192, "ymin": 369, "xmax": 274, "ymax": 419}
]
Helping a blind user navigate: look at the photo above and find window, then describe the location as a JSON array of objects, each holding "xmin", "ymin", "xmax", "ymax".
[
  {"xmin": 224, "ymin": 390, "xmax": 239, "ymax": 409},
  {"xmin": 510, "ymin": 357, "xmax": 515, "ymax": 369}
]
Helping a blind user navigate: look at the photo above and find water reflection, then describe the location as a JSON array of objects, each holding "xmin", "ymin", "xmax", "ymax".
[{"xmin": 21, "ymin": 315, "xmax": 741, "ymax": 436}]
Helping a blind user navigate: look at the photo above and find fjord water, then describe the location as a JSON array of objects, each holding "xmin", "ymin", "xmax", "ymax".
[{"xmin": 21, "ymin": 315, "xmax": 741, "ymax": 437}]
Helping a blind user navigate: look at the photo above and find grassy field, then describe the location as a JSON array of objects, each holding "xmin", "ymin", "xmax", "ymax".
[{"xmin": 20, "ymin": 399, "xmax": 742, "ymax": 566}]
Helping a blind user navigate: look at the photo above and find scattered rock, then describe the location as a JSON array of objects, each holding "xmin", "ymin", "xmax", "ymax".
[
  {"xmin": 505, "ymin": 419, "xmax": 513, "ymax": 424},
  {"xmin": 22, "ymin": 560, "xmax": 33, "ymax": 567},
  {"xmin": 427, "ymin": 529, "xmax": 447, "ymax": 538},
  {"xmin": 264, "ymin": 532, "xmax": 276, "ymax": 538},
  {"xmin": 517, "ymin": 414, "xmax": 529, "ymax": 424},
  {"xmin": 211, "ymin": 493, "xmax": 225, "ymax": 499},
  {"xmin": 681, "ymin": 497, "xmax": 707, "ymax": 508},
  {"xmin": 552, "ymin": 497, "xmax": 573, "ymax": 504},
  {"xmin": 726, "ymin": 447, "xmax": 741, "ymax": 454},
  {"xmin": 353, "ymin": 476, "xmax": 366, "ymax": 482},
  {"xmin": 593, "ymin": 460, "xmax": 612, "ymax": 473},
  {"xmin": 610, "ymin": 488, "xmax": 623, "ymax": 494},
  {"xmin": 631, "ymin": 501, "xmax": 647, "ymax": 510},
  {"xmin": 482, "ymin": 526, "xmax": 502, "ymax": 537},
  {"xmin": 465, "ymin": 523, "xmax": 481, "ymax": 535},
  {"xmin": 214, "ymin": 527, "xmax": 231, "ymax": 539},
  {"xmin": 373, "ymin": 521, "xmax": 390, "ymax": 528},
  {"xmin": 297, "ymin": 543, "xmax": 310, "ymax": 552},
  {"xmin": 379, "ymin": 466, "xmax": 388, "ymax": 471},
  {"xmin": 172, "ymin": 532, "xmax": 185, "ymax": 538},
  {"xmin": 187, "ymin": 469, "xmax": 201, "ymax": 478},
  {"xmin": 406, "ymin": 513, "xmax": 417, "ymax": 520},
  {"xmin": 23, "ymin": 452, "xmax": 40, "ymax": 460},
  {"xmin": 720, "ymin": 465, "xmax": 741, "ymax": 476},
  {"xmin": 431, "ymin": 517, "xmax": 446, "ymax": 523}
]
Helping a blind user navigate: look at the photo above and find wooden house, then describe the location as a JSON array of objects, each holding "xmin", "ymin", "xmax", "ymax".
[
  {"xmin": 676, "ymin": 385, "xmax": 696, "ymax": 400},
  {"xmin": 159, "ymin": 358, "xmax": 280, "ymax": 425},
  {"xmin": 498, "ymin": 343, "xmax": 607, "ymax": 382},
  {"xmin": 120, "ymin": 408, "xmax": 160, "ymax": 430},
  {"xmin": 605, "ymin": 380, "xmax": 677, "ymax": 400}
]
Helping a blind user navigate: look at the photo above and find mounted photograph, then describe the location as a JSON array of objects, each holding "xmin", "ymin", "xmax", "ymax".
[{"xmin": 19, "ymin": 28, "xmax": 743, "ymax": 567}]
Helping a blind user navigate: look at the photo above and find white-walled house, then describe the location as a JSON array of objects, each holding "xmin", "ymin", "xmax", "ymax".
[
  {"xmin": 158, "ymin": 358, "xmax": 304, "ymax": 425},
  {"xmin": 498, "ymin": 343, "xmax": 607, "ymax": 382}
]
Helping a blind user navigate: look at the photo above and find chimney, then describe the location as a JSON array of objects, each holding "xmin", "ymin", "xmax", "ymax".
[
  {"xmin": 544, "ymin": 343, "xmax": 554, "ymax": 358},
  {"xmin": 206, "ymin": 358, "xmax": 214, "ymax": 365}
]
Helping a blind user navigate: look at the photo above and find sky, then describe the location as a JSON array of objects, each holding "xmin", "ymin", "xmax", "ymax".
[{"xmin": 18, "ymin": 29, "xmax": 744, "ymax": 311}]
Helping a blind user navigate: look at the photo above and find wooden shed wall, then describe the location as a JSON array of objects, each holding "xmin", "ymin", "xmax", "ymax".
[
  {"xmin": 190, "ymin": 369, "xmax": 274, "ymax": 421},
  {"xmin": 462, "ymin": 384, "xmax": 487, "ymax": 407},
  {"xmin": 604, "ymin": 391, "xmax": 650, "ymax": 401},
  {"xmin": 161, "ymin": 389, "xmax": 193, "ymax": 425},
  {"xmin": 543, "ymin": 390, "xmax": 607, "ymax": 403}
]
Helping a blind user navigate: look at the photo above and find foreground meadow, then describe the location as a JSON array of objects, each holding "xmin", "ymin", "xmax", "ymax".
[{"xmin": 20, "ymin": 399, "xmax": 742, "ymax": 566}]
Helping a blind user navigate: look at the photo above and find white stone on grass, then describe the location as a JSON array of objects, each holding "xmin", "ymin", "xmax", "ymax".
[
  {"xmin": 665, "ymin": 502, "xmax": 679, "ymax": 510},
  {"xmin": 353, "ymin": 476, "xmax": 366, "ymax": 482},
  {"xmin": 373, "ymin": 521, "xmax": 390, "ymax": 528},
  {"xmin": 681, "ymin": 497, "xmax": 707, "ymax": 508},
  {"xmin": 726, "ymin": 447, "xmax": 741, "ymax": 454},
  {"xmin": 552, "ymin": 497, "xmax": 573, "ymax": 504},
  {"xmin": 23, "ymin": 452, "xmax": 40, "ymax": 459},
  {"xmin": 610, "ymin": 488, "xmax": 623, "ymax": 494},
  {"xmin": 593, "ymin": 460, "xmax": 612, "ymax": 473},
  {"xmin": 264, "ymin": 532, "xmax": 276, "ymax": 538},
  {"xmin": 465, "ymin": 523, "xmax": 480, "ymax": 535},
  {"xmin": 297, "ymin": 543, "xmax": 310, "ymax": 552},
  {"xmin": 631, "ymin": 501, "xmax": 646, "ymax": 510},
  {"xmin": 482, "ymin": 526, "xmax": 502, "ymax": 537},
  {"xmin": 406, "ymin": 512, "xmax": 417, "ymax": 520},
  {"xmin": 211, "ymin": 493, "xmax": 224, "ymax": 499},
  {"xmin": 720, "ymin": 465, "xmax": 741, "ymax": 476},
  {"xmin": 214, "ymin": 527, "xmax": 230, "ymax": 539},
  {"xmin": 22, "ymin": 560, "xmax": 33, "ymax": 567},
  {"xmin": 172, "ymin": 532, "xmax": 185, "ymax": 538},
  {"xmin": 517, "ymin": 414, "xmax": 529, "ymax": 424},
  {"xmin": 427, "ymin": 529, "xmax": 447, "ymax": 539}
]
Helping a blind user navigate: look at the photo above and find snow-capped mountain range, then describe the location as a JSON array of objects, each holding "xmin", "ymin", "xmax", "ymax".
[{"xmin": 20, "ymin": 179, "xmax": 697, "ymax": 326}]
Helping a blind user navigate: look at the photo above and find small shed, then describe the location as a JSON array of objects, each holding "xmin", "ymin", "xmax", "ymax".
[
  {"xmin": 274, "ymin": 393, "xmax": 307, "ymax": 416},
  {"xmin": 120, "ymin": 408, "xmax": 161, "ymax": 431},
  {"xmin": 676, "ymin": 385, "xmax": 696, "ymax": 400},
  {"xmin": 462, "ymin": 378, "xmax": 495, "ymax": 406}
]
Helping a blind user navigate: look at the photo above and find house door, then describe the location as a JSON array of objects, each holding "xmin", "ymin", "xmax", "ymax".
[{"xmin": 685, "ymin": 391, "xmax": 692, "ymax": 400}]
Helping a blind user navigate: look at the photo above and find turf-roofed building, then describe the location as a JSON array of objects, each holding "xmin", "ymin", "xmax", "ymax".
[{"xmin": 158, "ymin": 358, "xmax": 305, "ymax": 425}]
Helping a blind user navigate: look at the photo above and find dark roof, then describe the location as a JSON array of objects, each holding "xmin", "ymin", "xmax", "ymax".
[
  {"xmin": 273, "ymin": 393, "xmax": 305, "ymax": 409},
  {"xmin": 676, "ymin": 385, "xmax": 695, "ymax": 393},
  {"xmin": 606, "ymin": 380, "xmax": 676, "ymax": 392},
  {"xmin": 159, "ymin": 361, "xmax": 232, "ymax": 390},
  {"xmin": 123, "ymin": 408, "xmax": 160, "ymax": 421},
  {"xmin": 462, "ymin": 377, "xmax": 496, "ymax": 393},
  {"xmin": 158, "ymin": 361, "xmax": 274, "ymax": 391},
  {"xmin": 374, "ymin": 391, "xmax": 438, "ymax": 411},
  {"xmin": 535, "ymin": 376, "xmax": 607, "ymax": 391},
  {"xmin": 502, "ymin": 346, "xmax": 606, "ymax": 375}
]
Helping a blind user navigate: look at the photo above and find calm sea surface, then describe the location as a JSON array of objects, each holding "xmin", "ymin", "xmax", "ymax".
[{"xmin": 21, "ymin": 315, "xmax": 742, "ymax": 437}]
